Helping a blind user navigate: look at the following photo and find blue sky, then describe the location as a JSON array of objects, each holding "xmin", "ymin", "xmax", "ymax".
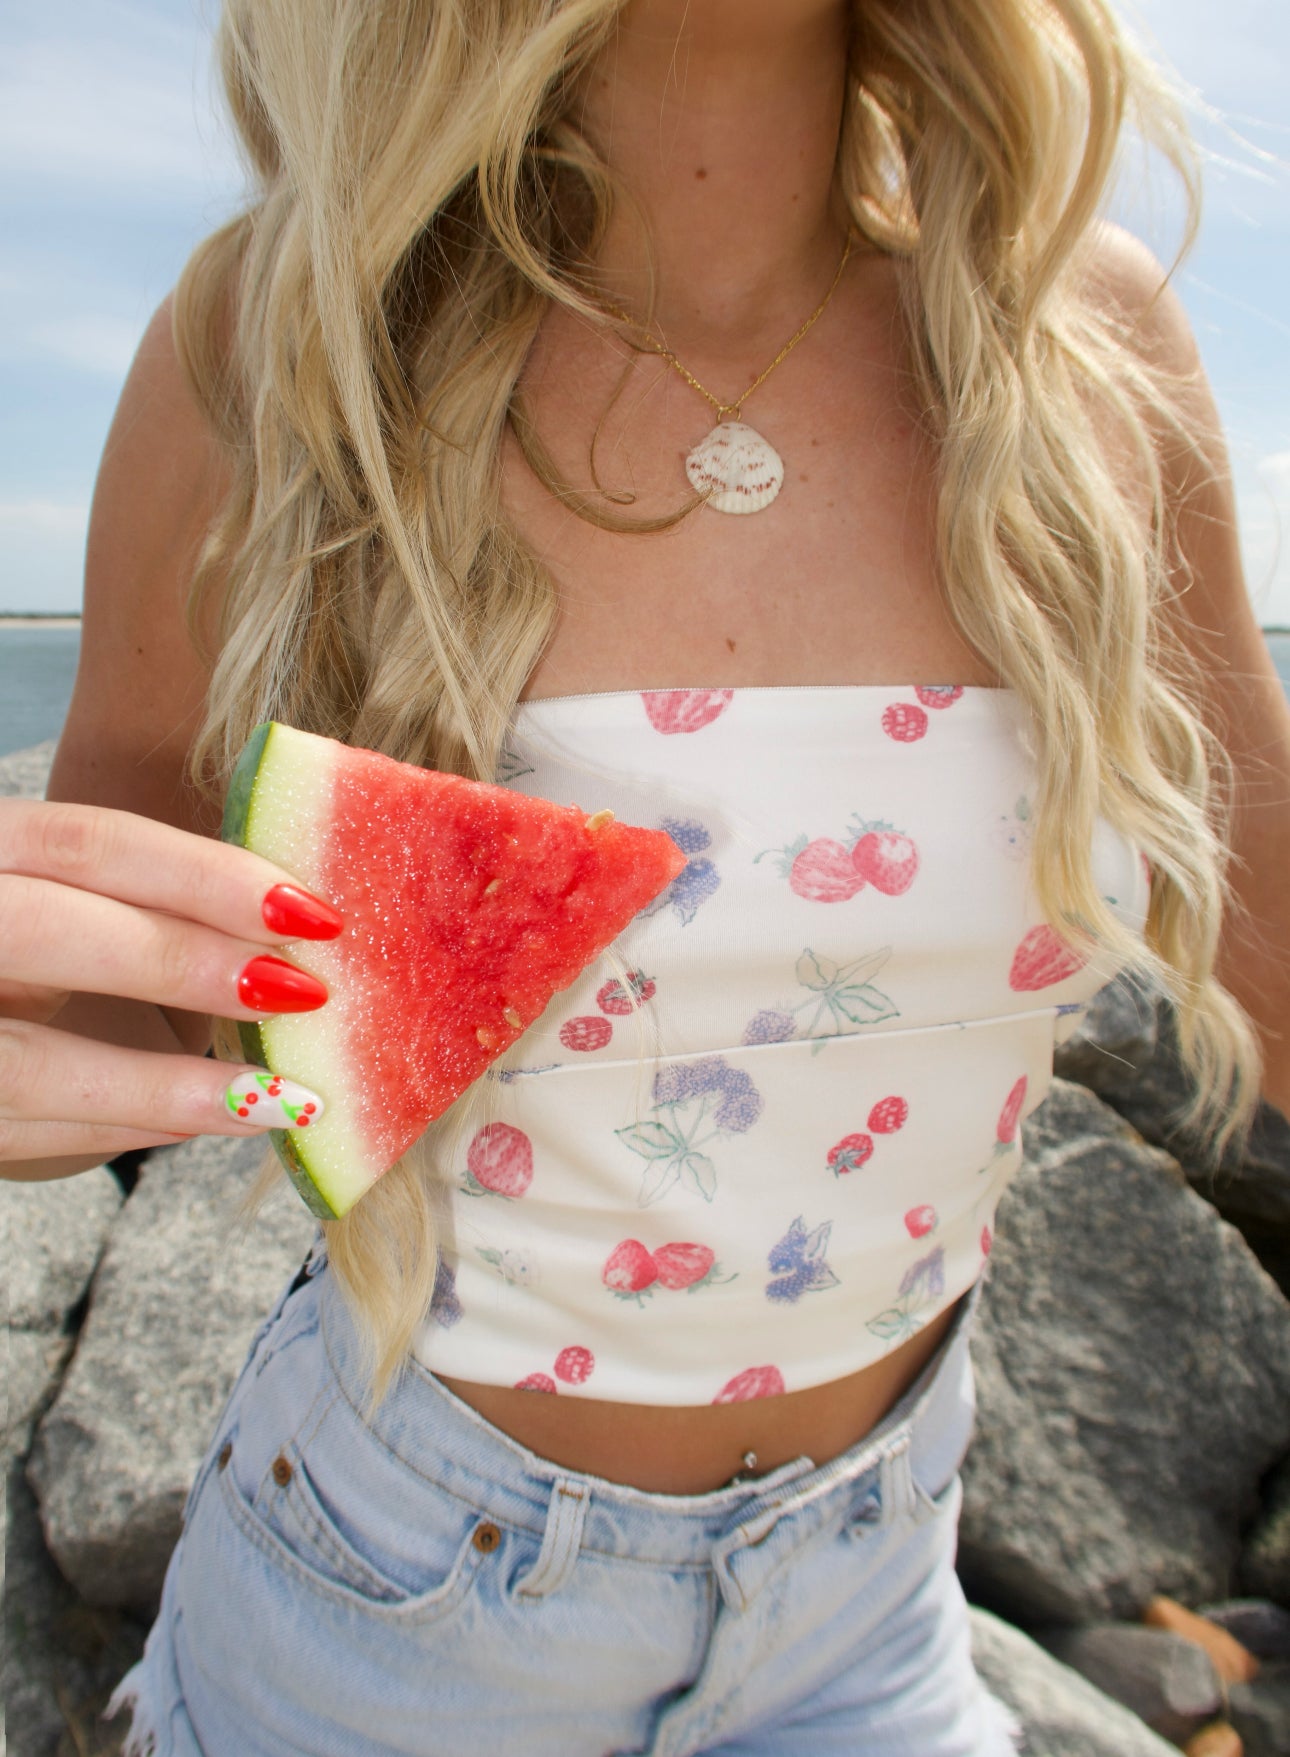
[{"xmin": 2, "ymin": 0, "xmax": 1288, "ymax": 622}]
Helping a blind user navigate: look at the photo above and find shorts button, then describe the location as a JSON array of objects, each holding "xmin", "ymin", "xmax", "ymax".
[
  {"xmin": 217, "ymin": 1442, "xmax": 232, "ymax": 1472},
  {"xmin": 272, "ymin": 1454, "xmax": 293, "ymax": 1487},
  {"xmin": 472, "ymin": 1521, "xmax": 501, "ymax": 1553}
]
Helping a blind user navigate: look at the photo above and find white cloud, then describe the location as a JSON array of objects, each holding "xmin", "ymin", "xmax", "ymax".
[
  {"xmin": 0, "ymin": 501, "xmax": 89, "ymax": 536},
  {"xmin": 1238, "ymin": 452, "xmax": 1290, "ymax": 626},
  {"xmin": 0, "ymin": 3, "xmax": 245, "ymax": 203},
  {"xmin": 0, "ymin": 501, "xmax": 89, "ymax": 612},
  {"xmin": 27, "ymin": 314, "xmax": 146, "ymax": 379}
]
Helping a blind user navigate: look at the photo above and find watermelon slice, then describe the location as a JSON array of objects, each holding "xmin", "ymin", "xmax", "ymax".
[{"xmin": 222, "ymin": 722, "xmax": 685, "ymax": 1219}]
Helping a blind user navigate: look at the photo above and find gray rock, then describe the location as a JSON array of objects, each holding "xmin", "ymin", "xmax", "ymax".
[
  {"xmin": 1199, "ymin": 1597, "xmax": 1290, "ymax": 1660},
  {"xmin": 0, "ymin": 738, "xmax": 55, "ymax": 799},
  {"xmin": 1056, "ymin": 977, "xmax": 1290, "ymax": 1296},
  {"xmin": 1033, "ymin": 1624, "xmax": 1224, "ymax": 1746},
  {"xmin": 959, "ymin": 1079, "xmax": 1290, "ymax": 1627},
  {"xmin": 1241, "ymin": 1454, "xmax": 1290, "ymax": 1608},
  {"xmin": 1229, "ymin": 1666, "xmax": 1290, "ymax": 1757},
  {"xmin": 1053, "ymin": 968, "xmax": 1161, "ymax": 1090},
  {"xmin": 968, "ymin": 1606, "xmax": 1182, "ymax": 1756},
  {"xmin": 1, "ymin": 1169, "xmax": 123, "ymax": 1461},
  {"xmin": 26, "ymin": 1133, "xmax": 316, "ymax": 1615},
  {"xmin": 2, "ymin": 1170, "xmax": 139, "ymax": 1757},
  {"xmin": 4, "ymin": 1449, "xmax": 148, "ymax": 1757}
]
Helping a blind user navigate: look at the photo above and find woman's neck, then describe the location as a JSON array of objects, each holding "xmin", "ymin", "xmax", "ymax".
[{"xmin": 575, "ymin": 0, "xmax": 854, "ymax": 359}]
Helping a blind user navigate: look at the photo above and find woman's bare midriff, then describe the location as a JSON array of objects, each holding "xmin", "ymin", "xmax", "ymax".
[{"xmin": 435, "ymin": 1293, "xmax": 963, "ymax": 1495}]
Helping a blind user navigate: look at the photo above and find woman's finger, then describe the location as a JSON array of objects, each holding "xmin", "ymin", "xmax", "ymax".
[
  {"xmin": 0, "ymin": 1119, "xmax": 197, "ymax": 1172},
  {"xmin": 0, "ymin": 875, "xmax": 330, "ymax": 1020},
  {"xmin": 0, "ymin": 1017, "xmax": 324, "ymax": 1144},
  {"xmin": 0, "ymin": 798, "xmax": 343, "ymax": 946}
]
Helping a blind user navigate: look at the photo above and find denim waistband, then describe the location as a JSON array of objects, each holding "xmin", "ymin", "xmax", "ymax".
[{"xmin": 316, "ymin": 1260, "xmax": 983, "ymax": 1573}]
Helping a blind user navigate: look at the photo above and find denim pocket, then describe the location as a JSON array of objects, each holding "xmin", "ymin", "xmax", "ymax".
[{"xmin": 216, "ymin": 1434, "xmax": 493, "ymax": 1624}]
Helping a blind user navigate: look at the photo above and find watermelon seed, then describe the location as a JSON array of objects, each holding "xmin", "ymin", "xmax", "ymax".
[
  {"xmin": 477, "ymin": 1027, "xmax": 499, "ymax": 1048},
  {"xmin": 585, "ymin": 810, "xmax": 615, "ymax": 832},
  {"xmin": 503, "ymin": 1008, "xmax": 523, "ymax": 1029},
  {"xmin": 483, "ymin": 878, "xmax": 502, "ymax": 897}
]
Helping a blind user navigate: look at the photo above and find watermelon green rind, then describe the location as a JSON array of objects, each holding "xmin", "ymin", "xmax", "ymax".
[
  {"xmin": 221, "ymin": 720, "xmax": 272, "ymax": 845},
  {"xmin": 235, "ymin": 1017, "xmax": 340, "ymax": 1220}
]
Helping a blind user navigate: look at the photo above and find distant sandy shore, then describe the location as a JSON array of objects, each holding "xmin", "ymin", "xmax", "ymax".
[{"xmin": 0, "ymin": 615, "xmax": 81, "ymax": 628}]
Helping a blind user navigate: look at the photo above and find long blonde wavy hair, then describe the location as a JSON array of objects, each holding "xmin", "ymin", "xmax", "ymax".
[{"xmin": 180, "ymin": 0, "xmax": 1263, "ymax": 1413}]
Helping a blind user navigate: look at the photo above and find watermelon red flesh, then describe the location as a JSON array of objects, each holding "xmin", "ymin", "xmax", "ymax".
[{"xmin": 224, "ymin": 722, "xmax": 685, "ymax": 1220}]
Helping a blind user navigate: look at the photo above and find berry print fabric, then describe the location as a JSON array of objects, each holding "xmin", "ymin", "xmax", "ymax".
[{"xmin": 410, "ymin": 685, "xmax": 1149, "ymax": 1406}]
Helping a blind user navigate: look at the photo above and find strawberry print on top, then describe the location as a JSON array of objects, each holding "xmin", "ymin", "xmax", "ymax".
[
  {"xmin": 559, "ymin": 1015, "xmax": 613, "ymax": 1053},
  {"xmin": 1009, "ymin": 923, "xmax": 1088, "ymax": 990},
  {"xmin": 713, "ymin": 1365, "xmax": 786, "ymax": 1404},
  {"xmin": 602, "ymin": 1238, "xmax": 736, "ymax": 1304},
  {"xmin": 462, "ymin": 1123, "xmax": 533, "ymax": 1198},
  {"xmin": 641, "ymin": 689, "xmax": 734, "ymax": 734},
  {"xmin": 409, "ymin": 682, "xmax": 1152, "ymax": 1407},
  {"xmin": 881, "ymin": 702, "xmax": 928, "ymax": 742},
  {"xmin": 758, "ymin": 815, "xmax": 919, "ymax": 904},
  {"xmin": 615, "ymin": 1057, "xmax": 763, "ymax": 1207},
  {"xmin": 597, "ymin": 971, "xmax": 656, "ymax": 1015}
]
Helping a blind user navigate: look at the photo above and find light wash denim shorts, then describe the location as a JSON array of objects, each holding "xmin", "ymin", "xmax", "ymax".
[{"xmin": 107, "ymin": 1245, "xmax": 1021, "ymax": 1756}]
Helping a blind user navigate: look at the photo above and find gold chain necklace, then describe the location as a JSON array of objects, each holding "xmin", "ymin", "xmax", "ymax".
[{"xmin": 600, "ymin": 233, "xmax": 854, "ymax": 515}]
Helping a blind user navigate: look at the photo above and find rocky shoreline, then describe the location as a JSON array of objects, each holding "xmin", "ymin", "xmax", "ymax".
[{"xmin": 3, "ymin": 741, "xmax": 1288, "ymax": 1756}]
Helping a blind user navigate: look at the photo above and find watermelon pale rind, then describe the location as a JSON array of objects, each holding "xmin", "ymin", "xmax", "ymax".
[
  {"xmin": 221, "ymin": 720, "xmax": 686, "ymax": 1221},
  {"xmin": 223, "ymin": 721, "xmax": 368, "ymax": 1219}
]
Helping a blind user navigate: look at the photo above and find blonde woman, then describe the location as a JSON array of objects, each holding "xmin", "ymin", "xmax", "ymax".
[{"xmin": 3, "ymin": 0, "xmax": 1287, "ymax": 1749}]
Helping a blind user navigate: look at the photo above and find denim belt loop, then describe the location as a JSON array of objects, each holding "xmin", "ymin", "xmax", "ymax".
[
  {"xmin": 878, "ymin": 1429, "xmax": 916, "ymax": 1526},
  {"xmin": 515, "ymin": 1479, "xmax": 590, "ymax": 1601}
]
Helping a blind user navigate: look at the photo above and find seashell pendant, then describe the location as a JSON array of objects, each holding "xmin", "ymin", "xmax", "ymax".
[{"xmin": 685, "ymin": 421, "xmax": 784, "ymax": 515}]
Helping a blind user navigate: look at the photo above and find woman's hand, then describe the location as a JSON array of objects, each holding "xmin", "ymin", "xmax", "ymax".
[{"xmin": 0, "ymin": 797, "xmax": 338, "ymax": 1175}]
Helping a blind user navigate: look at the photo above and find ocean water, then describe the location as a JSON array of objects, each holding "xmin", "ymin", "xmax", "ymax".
[
  {"xmin": 1, "ymin": 625, "xmax": 1288, "ymax": 763},
  {"xmin": 0, "ymin": 626, "xmax": 81, "ymax": 758}
]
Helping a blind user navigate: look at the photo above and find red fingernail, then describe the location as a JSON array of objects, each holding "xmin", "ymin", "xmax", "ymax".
[
  {"xmin": 237, "ymin": 955, "xmax": 329, "ymax": 1014},
  {"xmin": 262, "ymin": 884, "xmax": 344, "ymax": 941}
]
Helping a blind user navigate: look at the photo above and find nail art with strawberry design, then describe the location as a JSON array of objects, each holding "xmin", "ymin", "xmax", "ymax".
[{"xmin": 224, "ymin": 1070, "xmax": 324, "ymax": 1130}]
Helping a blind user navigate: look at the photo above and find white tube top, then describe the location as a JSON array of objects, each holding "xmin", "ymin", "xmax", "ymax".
[{"xmin": 409, "ymin": 685, "xmax": 1149, "ymax": 1405}]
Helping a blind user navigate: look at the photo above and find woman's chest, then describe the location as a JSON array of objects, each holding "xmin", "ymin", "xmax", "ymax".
[{"xmin": 500, "ymin": 289, "xmax": 998, "ymax": 698}]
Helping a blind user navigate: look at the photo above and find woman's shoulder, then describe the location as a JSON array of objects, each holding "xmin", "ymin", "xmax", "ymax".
[
  {"xmin": 48, "ymin": 296, "xmax": 232, "ymax": 831},
  {"xmin": 1075, "ymin": 218, "xmax": 1203, "ymax": 381}
]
